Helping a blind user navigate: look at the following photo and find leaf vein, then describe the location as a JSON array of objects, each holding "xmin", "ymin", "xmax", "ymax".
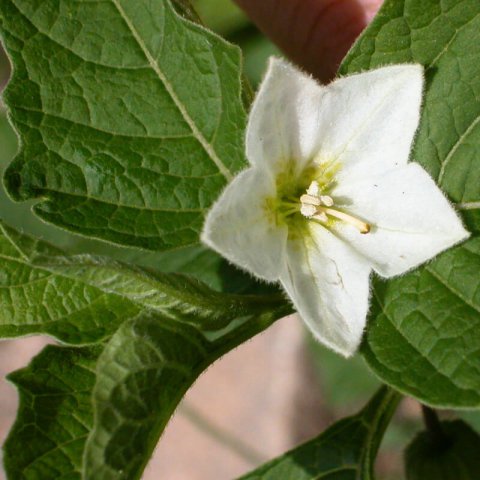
[
  {"xmin": 109, "ymin": 0, "xmax": 234, "ymax": 181},
  {"xmin": 438, "ymin": 114, "xmax": 480, "ymax": 183},
  {"xmin": 372, "ymin": 287, "xmax": 477, "ymax": 393},
  {"xmin": 425, "ymin": 265, "xmax": 480, "ymax": 315}
]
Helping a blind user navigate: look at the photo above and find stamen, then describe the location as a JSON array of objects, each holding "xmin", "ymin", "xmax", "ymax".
[
  {"xmin": 300, "ymin": 194, "xmax": 321, "ymax": 206},
  {"xmin": 312, "ymin": 211, "xmax": 328, "ymax": 222},
  {"xmin": 306, "ymin": 181, "xmax": 319, "ymax": 196},
  {"xmin": 300, "ymin": 180, "xmax": 370, "ymax": 234},
  {"xmin": 300, "ymin": 204, "xmax": 317, "ymax": 217},
  {"xmin": 319, "ymin": 195, "xmax": 334, "ymax": 207},
  {"xmin": 322, "ymin": 208, "xmax": 371, "ymax": 234}
]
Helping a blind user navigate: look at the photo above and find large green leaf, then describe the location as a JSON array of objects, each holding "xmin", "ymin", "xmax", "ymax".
[
  {"xmin": 0, "ymin": 221, "xmax": 291, "ymax": 479},
  {"xmin": 0, "ymin": 221, "xmax": 137, "ymax": 344},
  {"xmin": 405, "ymin": 420, "xmax": 480, "ymax": 480},
  {"xmin": 5, "ymin": 309, "xmax": 289, "ymax": 480},
  {"xmin": 83, "ymin": 305, "xmax": 287, "ymax": 479},
  {"xmin": 4, "ymin": 345, "xmax": 100, "ymax": 480},
  {"xmin": 0, "ymin": 0, "xmax": 247, "ymax": 251},
  {"xmin": 340, "ymin": 0, "xmax": 480, "ymax": 407},
  {"xmin": 238, "ymin": 387, "xmax": 401, "ymax": 480},
  {"xmin": 0, "ymin": 109, "xmax": 265, "ymax": 293},
  {"xmin": 0, "ymin": 220, "xmax": 284, "ymax": 344}
]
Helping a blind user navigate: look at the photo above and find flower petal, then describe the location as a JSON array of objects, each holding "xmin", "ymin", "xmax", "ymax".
[
  {"xmin": 333, "ymin": 163, "xmax": 470, "ymax": 277},
  {"xmin": 201, "ymin": 167, "xmax": 288, "ymax": 281},
  {"xmin": 313, "ymin": 64, "xmax": 424, "ymax": 181},
  {"xmin": 247, "ymin": 59, "xmax": 424, "ymax": 184},
  {"xmin": 280, "ymin": 225, "xmax": 371, "ymax": 357},
  {"xmin": 246, "ymin": 57, "xmax": 328, "ymax": 176}
]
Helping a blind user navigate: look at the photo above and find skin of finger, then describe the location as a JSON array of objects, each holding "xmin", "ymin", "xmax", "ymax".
[{"xmin": 234, "ymin": 0, "xmax": 383, "ymax": 82}]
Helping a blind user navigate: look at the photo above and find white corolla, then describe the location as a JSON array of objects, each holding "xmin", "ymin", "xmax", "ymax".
[{"xmin": 202, "ymin": 58, "xmax": 469, "ymax": 357}]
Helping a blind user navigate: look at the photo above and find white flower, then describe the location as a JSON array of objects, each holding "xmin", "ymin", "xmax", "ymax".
[{"xmin": 201, "ymin": 58, "xmax": 469, "ymax": 357}]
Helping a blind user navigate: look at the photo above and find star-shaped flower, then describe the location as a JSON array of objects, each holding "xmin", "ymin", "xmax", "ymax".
[{"xmin": 202, "ymin": 58, "xmax": 469, "ymax": 357}]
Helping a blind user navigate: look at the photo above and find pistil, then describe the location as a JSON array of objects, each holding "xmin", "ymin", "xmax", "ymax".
[{"xmin": 321, "ymin": 208, "xmax": 371, "ymax": 234}]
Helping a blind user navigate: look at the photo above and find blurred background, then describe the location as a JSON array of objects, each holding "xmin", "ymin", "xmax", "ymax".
[{"xmin": 0, "ymin": 1, "xmax": 478, "ymax": 479}]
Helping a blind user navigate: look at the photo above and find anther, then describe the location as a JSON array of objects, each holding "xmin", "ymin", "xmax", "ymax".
[
  {"xmin": 300, "ymin": 204, "xmax": 317, "ymax": 217},
  {"xmin": 306, "ymin": 181, "xmax": 319, "ymax": 196},
  {"xmin": 319, "ymin": 195, "xmax": 334, "ymax": 207},
  {"xmin": 300, "ymin": 194, "xmax": 321, "ymax": 206}
]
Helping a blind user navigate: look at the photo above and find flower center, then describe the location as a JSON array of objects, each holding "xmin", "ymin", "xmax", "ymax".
[{"xmin": 300, "ymin": 181, "xmax": 371, "ymax": 234}]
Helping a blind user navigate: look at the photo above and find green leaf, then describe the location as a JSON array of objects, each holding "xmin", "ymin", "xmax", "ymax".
[
  {"xmin": 171, "ymin": 0, "xmax": 202, "ymax": 23},
  {"xmin": 84, "ymin": 303, "xmax": 286, "ymax": 480},
  {"xmin": 0, "ymin": 0, "xmax": 247, "ymax": 250},
  {"xmin": 0, "ymin": 221, "xmax": 291, "ymax": 479},
  {"xmin": 0, "ymin": 220, "xmax": 142, "ymax": 344},
  {"xmin": 0, "ymin": 220, "xmax": 285, "ymax": 344},
  {"xmin": 5, "ymin": 306, "xmax": 288, "ymax": 480},
  {"xmin": 149, "ymin": 244, "xmax": 281, "ymax": 294},
  {"xmin": 341, "ymin": 0, "xmax": 480, "ymax": 408},
  {"xmin": 363, "ymin": 240, "xmax": 480, "ymax": 408},
  {"xmin": 405, "ymin": 420, "xmax": 480, "ymax": 480},
  {"xmin": 238, "ymin": 387, "xmax": 401, "ymax": 480},
  {"xmin": 0, "ymin": 109, "xmax": 263, "ymax": 293},
  {"xmin": 4, "ymin": 345, "xmax": 100, "ymax": 480},
  {"xmin": 0, "ymin": 111, "xmax": 16, "ymax": 160}
]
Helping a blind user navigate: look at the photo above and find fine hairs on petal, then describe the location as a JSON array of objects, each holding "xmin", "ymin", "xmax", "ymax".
[
  {"xmin": 202, "ymin": 57, "xmax": 470, "ymax": 357},
  {"xmin": 333, "ymin": 163, "xmax": 470, "ymax": 278},
  {"xmin": 201, "ymin": 167, "xmax": 289, "ymax": 282}
]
